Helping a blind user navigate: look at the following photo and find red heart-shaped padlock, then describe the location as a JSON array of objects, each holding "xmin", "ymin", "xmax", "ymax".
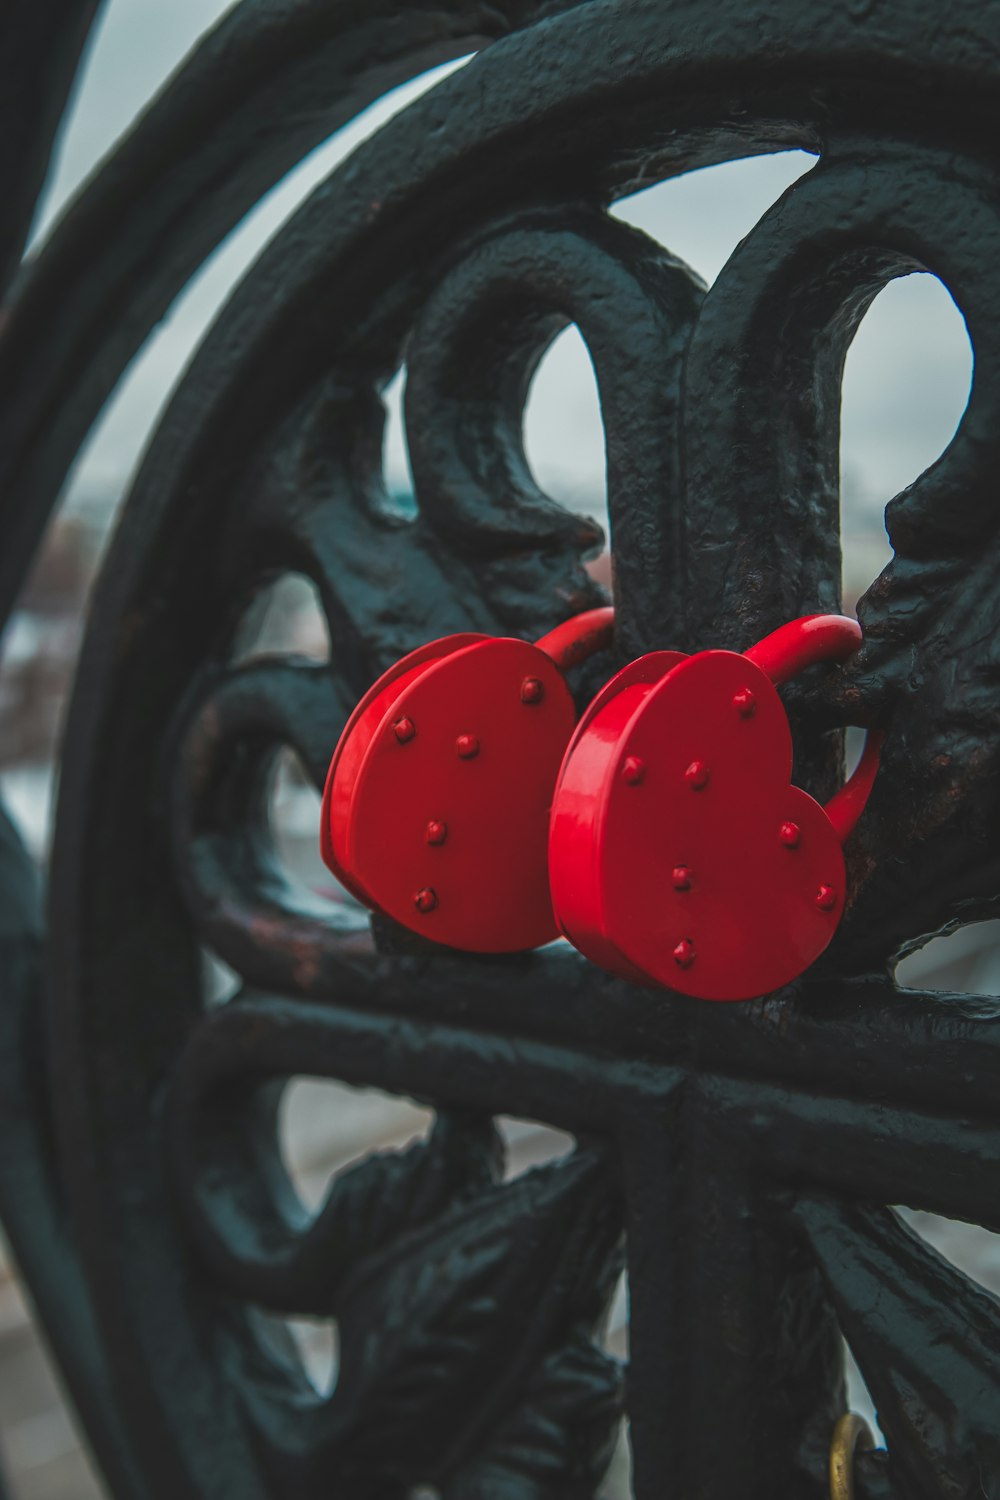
[
  {"xmin": 322, "ymin": 608, "xmax": 614, "ymax": 952},
  {"xmin": 549, "ymin": 615, "xmax": 880, "ymax": 1000}
]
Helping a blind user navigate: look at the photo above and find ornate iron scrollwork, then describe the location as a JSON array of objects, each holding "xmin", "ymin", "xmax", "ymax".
[{"xmin": 2, "ymin": 1, "xmax": 1000, "ymax": 1497}]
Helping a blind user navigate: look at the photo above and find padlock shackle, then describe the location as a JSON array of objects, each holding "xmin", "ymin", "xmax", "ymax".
[
  {"xmin": 535, "ymin": 606, "xmax": 615, "ymax": 673},
  {"xmin": 824, "ymin": 729, "xmax": 883, "ymax": 844},
  {"xmin": 743, "ymin": 612, "xmax": 880, "ymax": 845},
  {"xmin": 742, "ymin": 613, "xmax": 862, "ymax": 684}
]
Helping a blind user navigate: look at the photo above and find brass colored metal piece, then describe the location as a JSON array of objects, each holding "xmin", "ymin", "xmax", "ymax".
[{"xmin": 828, "ymin": 1412, "xmax": 875, "ymax": 1500}]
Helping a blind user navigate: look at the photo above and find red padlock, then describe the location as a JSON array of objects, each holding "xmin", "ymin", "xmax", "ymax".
[
  {"xmin": 548, "ymin": 615, "xmax": 881, "ymax": 1001},
  {"xmin": 321, "ymin": 607, "xmax": 614, "ymax": 952}
]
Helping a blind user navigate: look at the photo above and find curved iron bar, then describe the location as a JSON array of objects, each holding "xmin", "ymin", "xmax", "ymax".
[{"xmin": 0, "ymin": 0, "xmax": 999, "ymax": 1497}]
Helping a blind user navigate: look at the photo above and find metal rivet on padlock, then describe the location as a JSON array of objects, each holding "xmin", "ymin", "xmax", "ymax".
[
  {"xmin": 549, "ymin": 614, "xmax": 882, "ymax": 1001},
  {"xmin": 685, "ymin": 759, "xmax": 711, "ymax": 790},
  {"xmin": 321, "ymin": 607, "xmax": 615, "ymax": 953},
  {"xmin": 673, "ymin": 938, "xmax": 696, "ymax": 968},
  {"xmin": 622, "ymin": 755, "xmax": 646, "ymax": 785}
]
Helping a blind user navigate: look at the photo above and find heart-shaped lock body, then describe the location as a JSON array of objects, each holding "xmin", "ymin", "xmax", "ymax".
[
  {"xmin": 549, "ymin": 615, "xmax": 880, "ymax": 1000},
  {"xmin": 322, "ymin": 608, "xmax": 614, "ymax": 952}
]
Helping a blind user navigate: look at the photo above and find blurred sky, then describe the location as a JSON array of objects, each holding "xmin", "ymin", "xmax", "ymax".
[{"xmin": 35, "ymin": 0, "xmax": 975, "ymax": 595}]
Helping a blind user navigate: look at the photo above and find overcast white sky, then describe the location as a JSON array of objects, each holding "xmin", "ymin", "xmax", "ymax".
[{"xmin": 37, "ymin": 0, "xmax": 974, "ymax": 591}]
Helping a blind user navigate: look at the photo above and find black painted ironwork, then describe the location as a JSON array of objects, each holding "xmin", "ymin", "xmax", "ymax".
[{"xmin": 1, "ymin": 1, "xmax": 999, "ymax": 1496}]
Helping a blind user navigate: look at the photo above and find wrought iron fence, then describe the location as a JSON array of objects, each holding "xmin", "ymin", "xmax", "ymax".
[{"xmin": 1, "ymin": 1, "xmax": 1000, "ymax": 1497}]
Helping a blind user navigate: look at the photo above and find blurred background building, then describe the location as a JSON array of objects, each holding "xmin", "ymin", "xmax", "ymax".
[{"xmin": 0, "ymin": 3, "xmax": 995, "ymax": 1496}]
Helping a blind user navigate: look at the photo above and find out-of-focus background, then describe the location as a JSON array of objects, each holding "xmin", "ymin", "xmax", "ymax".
[{"xmin": 1, "ymin": 5, "xmax": 997, "ymax": 1497}]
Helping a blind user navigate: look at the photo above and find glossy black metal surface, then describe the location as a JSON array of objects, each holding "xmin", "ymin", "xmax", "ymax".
[{"xmin": 1, "ymin": 1, "xmax": 1000, "ymax": 1495}]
